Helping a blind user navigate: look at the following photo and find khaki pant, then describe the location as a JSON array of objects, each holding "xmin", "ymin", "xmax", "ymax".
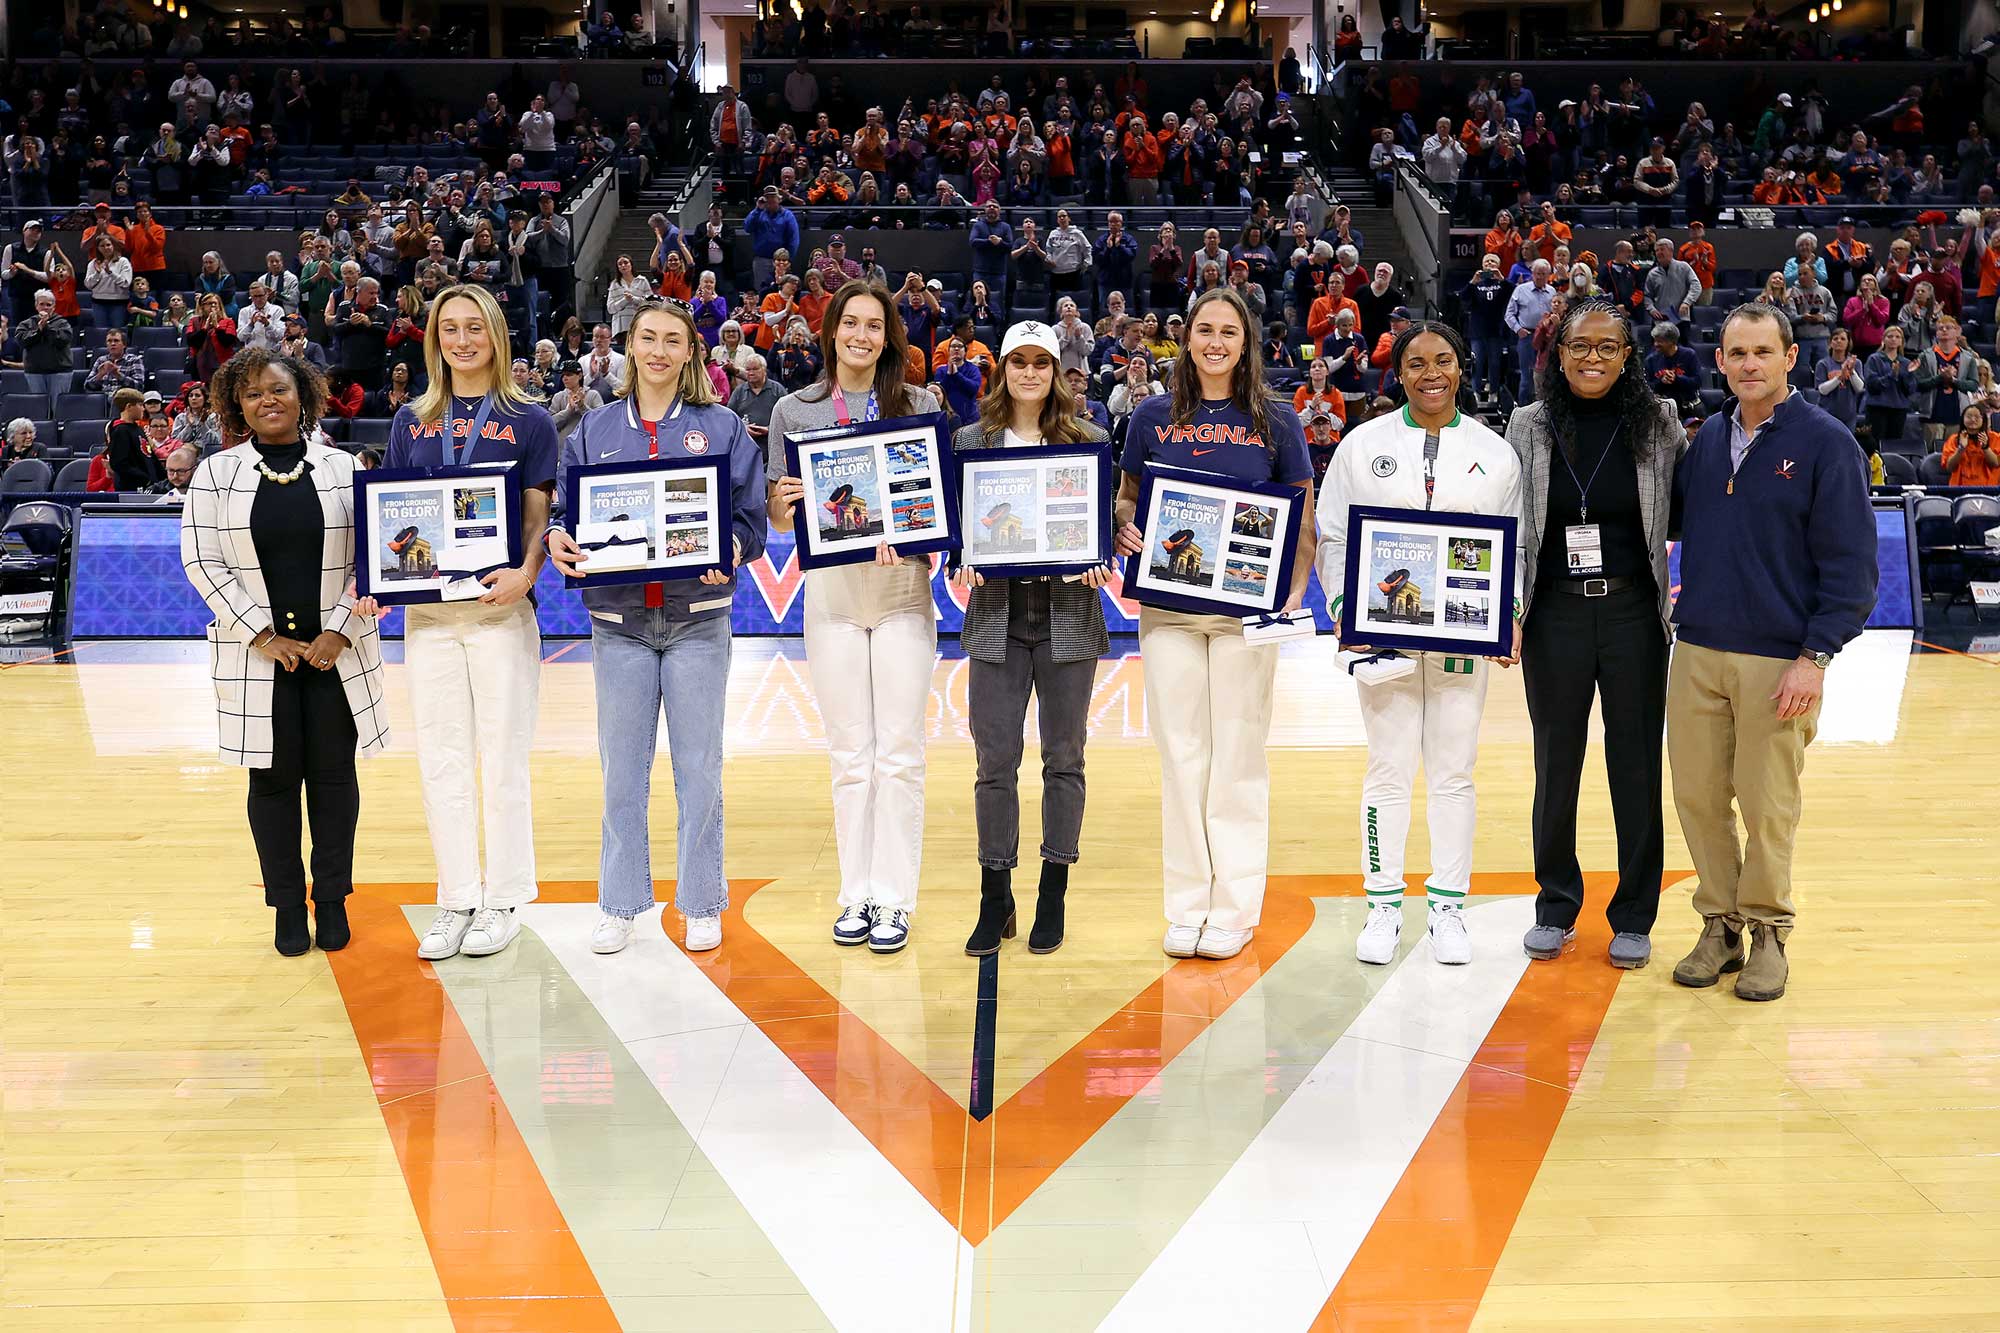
[
  {"xmin": 1666, "ymin": 642, "xmax": 1820, "ymax": 934},
  {"xmin": 1139, "ymin": 607, "xmax": 1278, "ymax": 932}
]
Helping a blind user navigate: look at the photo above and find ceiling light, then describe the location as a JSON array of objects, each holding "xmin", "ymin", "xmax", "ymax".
[{"xmin": 1807, "ymin": 5, "xmax": 1818, "ymax": 18}]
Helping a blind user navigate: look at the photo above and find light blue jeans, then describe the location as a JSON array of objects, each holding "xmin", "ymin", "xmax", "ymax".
[{"xmin": 590, "ymin": 609, "xmax": 732, "ymax": 918}]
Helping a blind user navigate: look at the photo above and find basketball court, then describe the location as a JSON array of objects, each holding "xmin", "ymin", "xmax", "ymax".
[{"xmin": 7, "ymin": 626, "xmax": 1998, "ymax": 1331}]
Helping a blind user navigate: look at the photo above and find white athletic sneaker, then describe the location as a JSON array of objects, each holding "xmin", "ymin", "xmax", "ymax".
[
  {"xmin": 417, "ymin": 908, "xmax": 473, "ymax": 960},
  {"xmin": 1162, "ymin": 924, "xmax": 1203, "ymax": 957},
  {"xmin": 832, "ymin": 903, "xmax": 874, "ymax": 946},
  {"xmin": 868, "ymin": 907, "xmax": 911, "ymax": 954},
  {"xmin": 460, "ymin": 907, "xmax": 520, "ymax": 957},
  {"xmin": 591, "ymin": 912, "xmax": 637, "ymax": 955},
  {"xmin": 1428, "ymin": 901, "xmax": 1472, "ymax": 966},
  {"xmin": 1194, "ymin": 926, "xmax": 1253, "ymax": 959},
  {"xmin": 1355, "ymin": 902, "xmax": 1402, "ymax": 965},
  {"xmin": 685, "ymin": 914, "xmax": 723, "ymax": 952}
]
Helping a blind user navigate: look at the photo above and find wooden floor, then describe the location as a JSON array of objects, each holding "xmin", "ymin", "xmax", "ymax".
[{"xmin": 4, "ymin": 632, "xmax": 1998, "ymax": 1332}]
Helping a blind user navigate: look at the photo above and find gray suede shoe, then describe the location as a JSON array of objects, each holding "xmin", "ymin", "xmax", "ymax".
[
  {"xmin": 1608, "ymin": 933, "xmax": 1652, "ymax": 969},
  {"xmin": 1523, "ymin": 923, "xmax": 1576, "ymax": 960}
]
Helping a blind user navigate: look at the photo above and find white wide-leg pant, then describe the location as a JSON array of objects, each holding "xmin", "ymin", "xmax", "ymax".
[
  {"xmin": 1140, "ymin": 607, "xmax": 1279, "ymax": 933},
  {"xmin": 403, "ymin": 599, "xmax": 543, "ymax": 910},
  {"xmin": 803, "ymin": 562, "xmax": 937, "ymax": 913}
]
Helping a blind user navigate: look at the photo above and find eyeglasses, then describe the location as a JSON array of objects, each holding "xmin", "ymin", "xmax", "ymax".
[{"xmin": 1561, "ymin": 339, "xmax": 1627, "ymax": 361}]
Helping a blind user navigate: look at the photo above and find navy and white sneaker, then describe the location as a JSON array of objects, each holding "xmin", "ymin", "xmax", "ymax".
[
  {"xmin": 868, "ymin": 907, "xmax": 911, "ymax": 954},
  {"xmin": 833, "ymin": 903, "xmax": 875, "ymax": 946}
]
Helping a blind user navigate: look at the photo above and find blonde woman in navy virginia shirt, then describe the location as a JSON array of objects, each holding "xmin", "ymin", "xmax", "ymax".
[{"xmin": 1113, "ymin": 287, "xmax": 1316, "ymax": 961}]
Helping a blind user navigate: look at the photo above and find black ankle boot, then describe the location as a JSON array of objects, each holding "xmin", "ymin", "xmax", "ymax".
[
  {"xmin": 964, "ymin": 867, "xmax": 1016, "ymax": 957},
  {"xmin": 314, "ymin": 898, "xmax": 351, "ymax": 952},
  {"xmin": 274, "ymin": 904, "xmax": 311, "ymax": 957},
  {"xmin": 1028, "ymin": 862, "xmax": 1068, "ymax": 955}
]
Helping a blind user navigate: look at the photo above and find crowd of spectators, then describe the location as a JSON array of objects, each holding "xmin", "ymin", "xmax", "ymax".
[{"xmin": 1360, "ymin": 63, "xmax": 1986, "ymax": 230}]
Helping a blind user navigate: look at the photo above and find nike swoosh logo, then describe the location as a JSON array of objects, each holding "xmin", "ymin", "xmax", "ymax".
[
  {"xmin": 1192, "ymin": 449, "xmax": 1217, "ymax": 456},
  {"xmin": 600, "ymin": 450, "xmax": 622, "ymax": 459}
]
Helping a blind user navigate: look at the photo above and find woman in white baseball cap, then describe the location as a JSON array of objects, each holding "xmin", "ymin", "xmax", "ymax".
[{"xmin": 952, "ymin": 321, "xmax": 1114, "ymax": 957}]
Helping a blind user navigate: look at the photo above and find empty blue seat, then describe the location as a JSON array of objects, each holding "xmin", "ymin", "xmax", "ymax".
[
  {"xmin": 345, "ymin": 418, "xmax": 390, "ymax": 446},
  {"xmin": 143, "ymin": 347, "xmax": 188, "ymax": 385},
  {"xmin": 59, "ymin": 418, "xmax": 109, "ymax": 454},
  {"xmin": 56, "ymin": 392, "xmax": 110, "ymax": 419},
  {"xmin": 0, "ymin": 393, "xmax": 49, "ymax": 420}
]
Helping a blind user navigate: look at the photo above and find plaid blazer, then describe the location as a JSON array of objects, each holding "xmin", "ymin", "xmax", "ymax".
[
  {"xmin": 1505, "ymin": 397, "xmax": 1684, "ymax": 639},
  {"xmin": 180, "ymin": 441, "xmax": 390, "ymax": 768},
  {"xmin": 951, "ymin": 421, "xmax": 1112, "ymax": 665}
]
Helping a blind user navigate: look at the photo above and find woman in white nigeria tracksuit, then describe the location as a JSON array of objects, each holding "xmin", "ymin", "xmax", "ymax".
[{"xmin": 1317, "ymin": 319, "xmax": 1523, "ymax": 967}]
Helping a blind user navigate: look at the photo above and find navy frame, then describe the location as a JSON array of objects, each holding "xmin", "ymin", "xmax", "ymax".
[
  {"xmin": 1336, "ymin": 504, "xmax": 1519, "ymax": 658},
  {"xmin": 1121, "ymin": 463, "xmax": 1306, "ymax": 618},
  {"xmin": 354, "ymin": 462, "xmax": 524, "ymax": 606},
  {"xmin": 783, "ymin": 411, "xmax": 960, "ymax": 571},
  {"xmin": 560, "ymin": 454, "xmax": 735, "ymax": 588},
  {"xmin": 957, "ymin": 441, "xmax": 1116, "ymax": 579}
]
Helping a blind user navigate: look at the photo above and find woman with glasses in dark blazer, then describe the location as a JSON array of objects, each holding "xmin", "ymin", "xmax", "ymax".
[{"xmin": 1505, "ymin": 297, "xmax": 1685, "ymax": 971}]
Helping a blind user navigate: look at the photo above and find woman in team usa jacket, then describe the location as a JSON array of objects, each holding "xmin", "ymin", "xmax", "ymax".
[{"xmin": 546, "ymin": 299, "xmax": 769, "ymax": 956}]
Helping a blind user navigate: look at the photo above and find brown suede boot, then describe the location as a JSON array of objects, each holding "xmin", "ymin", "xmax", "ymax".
[
  {"xmin": 1734, "ymin": 925, "xmax": 1789, "ymax": 1002},
  {"xmin": 1671, "ymin": 916, "xmax": 1745, "ymax": 988}
]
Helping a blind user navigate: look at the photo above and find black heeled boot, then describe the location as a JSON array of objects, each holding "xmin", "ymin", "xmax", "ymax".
[
  {"xmin": 314, "ymin": 898, "xmax": 351, "ymax": 952},
  {"xmin": 1028, "ymin": 862, "xmax": 1068, "ymax": 955},
  {"xmin": 964, "ymin": 867, "xmax": 1016, "ymax": 957},
  {"xmin": 274, "ymin": 904, "xmax": 311, "ymax": 957}
]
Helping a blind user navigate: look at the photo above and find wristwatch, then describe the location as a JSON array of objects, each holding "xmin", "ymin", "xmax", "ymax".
[{"xmin": 1806, "ymin": 651, "xmax": 1832, "ymax": 669}]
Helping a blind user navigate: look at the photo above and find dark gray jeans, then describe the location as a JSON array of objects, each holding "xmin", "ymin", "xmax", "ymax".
[{"xmin": 969, "ymin": 580, "xmax": 1094, "ymax": 870}]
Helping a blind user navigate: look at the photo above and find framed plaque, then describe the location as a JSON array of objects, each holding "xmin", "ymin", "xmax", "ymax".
[
  {"xmin": 1337, "ymin": 505, "xmax": 1519, "ymax": 657},
  {"xmin": 354, "ymin": 461, "xmax": 523, "ymax": 605},
  {"xmin": 783, "ymin": 412, "xmax": 959, "ymax": 571},
  {"xmin": 1122, "ymin": 463, "xmax": 1306, "ymax": 618},
  {"xmin": 561, "ymin": 454, "xmax": 734, "ymax": 587},
  {"xmin": 957, "ymin": 441, "xmax": 1115, "ymax": 578}
]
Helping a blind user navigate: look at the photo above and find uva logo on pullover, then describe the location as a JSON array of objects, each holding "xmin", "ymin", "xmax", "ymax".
[{"xmin": 1776, "ymin": 458, "xmax": 1797, "ymax": 480}]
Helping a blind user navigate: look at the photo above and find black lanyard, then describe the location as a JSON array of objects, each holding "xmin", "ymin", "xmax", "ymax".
[{"xmin": 1559, "ymin": 423, "xmax": 1620, "ymax": 524}]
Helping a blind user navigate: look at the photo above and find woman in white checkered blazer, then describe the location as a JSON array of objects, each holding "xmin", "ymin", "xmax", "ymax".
[{"xmin": 181, "ymin": 346, "xmax": 389, "ymax": 957}]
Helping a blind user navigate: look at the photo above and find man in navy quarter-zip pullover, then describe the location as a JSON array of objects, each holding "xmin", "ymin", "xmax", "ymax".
[{"xmin": 1667, "ymin": 303, "xmax": 1876, "ymax": 1004}]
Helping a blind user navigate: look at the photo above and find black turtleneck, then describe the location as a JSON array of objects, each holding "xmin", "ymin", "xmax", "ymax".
[
  {"xmin": 248, "ymin": 439, "xmax": 326, "ymax": 641},
  {"xmin": 1539, "ymin": 393, "xmax": 1651, "ymax": 584}
]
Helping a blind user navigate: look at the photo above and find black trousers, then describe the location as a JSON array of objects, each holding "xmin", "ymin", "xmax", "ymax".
[
  {"xmin": 248, "ymin": 665, "xmax": 360, "ymax": 908},
  {"xmin": 1521, "ymin": 583, "xmax": 1668, "ymax": 935}
]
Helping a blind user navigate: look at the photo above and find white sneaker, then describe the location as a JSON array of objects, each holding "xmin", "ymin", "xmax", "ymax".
[
  {"xmin": 832, "ymin": 903, "xmax": 874, "ymax": 946},
  {"xmin": 591, "ymin": 912, "xmax": 637, "ymax": 955},
  {"xmin": 868, "ymin": 907, "xmax": 911, "ymax": 954},
  {"xmin": 1163, "ymin": 924, "xmax": 1203, "ymax": 957},
  {"xmin": 1428, "ymin": 901, "xmax": 1472, "ymax": 966},
  {"xmin": 1356, "ymin": 902, "xmax": 1402, "ymax": 965},
  {"xmin": 1194, "ymin": 926, "xmax": 1253, "ymax": 959},
  {"xmin": 417, "ymin": 908, "xmax": 473, "ymax": 960},
  {"xmin": 460, "ymin": 907, "xmax": 520, "ymax": 957},
  {"xmin": 685, "ymin": 914, "xmax": 723, "ymax": 952}
]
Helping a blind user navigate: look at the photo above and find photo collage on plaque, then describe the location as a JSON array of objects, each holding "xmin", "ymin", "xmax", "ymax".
[
  {"xmin": 962, "ymin": 455, "xmax": 1100, "ymax": 566},
  {"xmin": 1135, "ymin": 477, "xmax": 1285, "ymax": 612},
  {"xmin": 1356, "ymin": 522, "xmax": 1497, "ymax": 639},
  {"xmin": 574, "ymin": 469, "xmax": 719, "ymax": 575},
  {"xmin": 798, "ymin": 423, "xmax": 949, "ymax": 560},
  {"xmin": 372, "ymin": 479, "xmax": 509, "ymax": 591}
]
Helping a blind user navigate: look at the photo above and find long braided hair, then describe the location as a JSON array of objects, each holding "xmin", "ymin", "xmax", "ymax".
[{"xmin": 1532, "ymin": 298, "xmax": 1663, "ymax": 465}]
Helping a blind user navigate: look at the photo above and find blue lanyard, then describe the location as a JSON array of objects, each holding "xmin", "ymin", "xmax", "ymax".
[
  {"xmin": 833, "ymin": 389, "xmax": 878, "ymax": 425},
  {"xmin": 444, "ymin": 394, "xmax": 496, "ymax": 467}
]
